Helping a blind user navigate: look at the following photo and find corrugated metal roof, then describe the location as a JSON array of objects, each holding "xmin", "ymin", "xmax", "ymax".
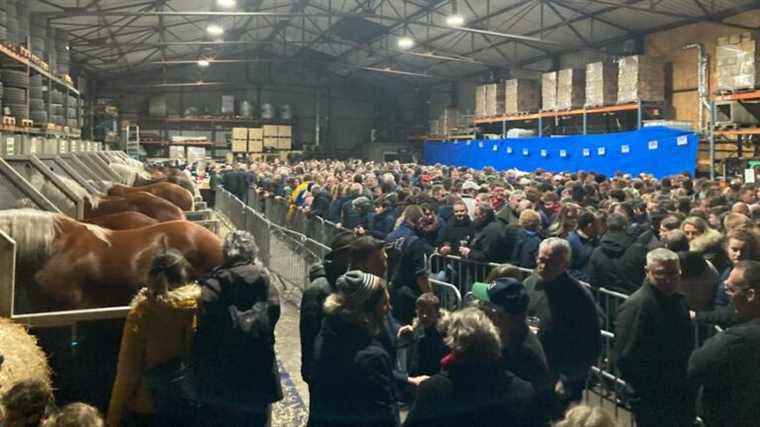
[{"xmin": 26, "ymin": 0, "xmax": 760, "ymax": 78}]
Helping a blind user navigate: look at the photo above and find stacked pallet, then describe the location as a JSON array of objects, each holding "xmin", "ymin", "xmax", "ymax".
[
  {"xmin": 716, "ymin": 32, "xmax": 760, "ymax": 92},
  {"xmin": 474, "ymin": 85, "xmax": 487, "ymax": 117},
  {"xmin": 248, "ymin": 128, "xmax": 263, "ymax": 153},
  {"xmin": 504, "ymin": 79, "xmax": 540, "ymax": 114},
  {"xmin": 484, "ymin": 83, "xmax": 504, "ymax": 116},
  {"xmin": 617, "ymin": 55, "xmax": 665, "ymax": 104},
  {"xmin": 231, "ymin": 127, "xmax": 248, "ymax": 153},
  {"xmin": 263, "ymin": 125, "xmax": 292, "ymax": 150},
  {"xmin": 585, "ymin": 62, "xmax": 618, "ymax": 107},
  {"xmin": 440, "ymin": 107, "xmax": 459, "ymax": 134},
  {"xmin": 542, "ymin": 72, "xmax": 557, "ymax": 111},
  {"xmin": 557, "ymin": 68, "xmax": 586, "ymax": 110}
]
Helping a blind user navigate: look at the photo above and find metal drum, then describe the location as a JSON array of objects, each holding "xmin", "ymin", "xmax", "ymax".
[{"xmin": 260, "ymin": 103, "xmax": 274, "ymax": 120}]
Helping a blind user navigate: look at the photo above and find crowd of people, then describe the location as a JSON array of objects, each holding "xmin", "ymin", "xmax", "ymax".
[
  {"xmin": 213, "ymin": 158, "xmax": 760, "ymax": 426},
  {"xmin": 6, "ymin": 156, "xmax": 759, "ymax": 427}
]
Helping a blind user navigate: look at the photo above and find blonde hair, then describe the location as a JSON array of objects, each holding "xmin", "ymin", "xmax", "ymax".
[
  {"xmin": 554, "ymin": 405, "xmax": 619, "ymax": 427},
  {"xmin": 44, "ymin": 402, "xmax": 104, "ymax": 427},
  {"xmin": 444, "ymin": 307, "xmax": 502, "ymax": 361}
]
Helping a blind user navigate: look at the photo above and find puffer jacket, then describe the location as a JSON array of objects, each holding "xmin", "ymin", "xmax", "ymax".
[{"xmin": 107, "ymin": 284, "xmax": 201, "ymax": 427}]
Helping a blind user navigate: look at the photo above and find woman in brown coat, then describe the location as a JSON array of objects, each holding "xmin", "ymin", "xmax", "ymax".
[{"xmin": 107, "ymin": 250, "xmax": 201, "ymax": 427}]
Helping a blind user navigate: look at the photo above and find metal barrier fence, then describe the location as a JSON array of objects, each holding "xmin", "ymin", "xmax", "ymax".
[{"xmin": 217, "ymin": 188, "xmax": 330, "ymax": 293}]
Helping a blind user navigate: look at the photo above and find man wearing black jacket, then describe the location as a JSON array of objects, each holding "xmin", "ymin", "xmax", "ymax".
[
  {"xmin": 524, "ymin": 238, "xmax": 601, "ymax": 407},
  {"xmin": 436, "ymin": 202, "xmax": 474, "ymax": 255},
  {"xmin": 587, "ymin": 213, "xmax": 634, "ymax": 292},
  {"xmin": 689, "ymin": 260, "xmax": 760, "ymax": 427},
  {"xmin": 459, "ymin": 203, "xmax": 516, "ymax": 264},
  {"xmin": 614, "ymin": 248, "xmax": 695, "ymax": 427},
  {"xmin": 299, "ymin": 232, "xmax": 357, "ymax": 388}
]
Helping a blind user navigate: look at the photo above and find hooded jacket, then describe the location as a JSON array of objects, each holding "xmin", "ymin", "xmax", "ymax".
[
  {"xmin": 108, "ymin": 284, "xmax": 201, "ymax": 427},
  {"xmin": 689, "ymin": 229, "xmax": 729, "ymax": 273},
  {"xmin": 587, "ymin": 231, "xmax": 634, "ymax": 292},
  {"xmin": 469, "ymin": 213, "xmax": 517, "ymax": 264}
]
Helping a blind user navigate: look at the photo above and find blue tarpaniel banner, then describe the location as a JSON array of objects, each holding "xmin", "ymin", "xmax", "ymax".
[{"xmin": 423, "ymin": 127, "xmax": 699, "ymax": 178}]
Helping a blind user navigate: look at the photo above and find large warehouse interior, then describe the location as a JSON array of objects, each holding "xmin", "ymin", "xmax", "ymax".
[{"xmin": 0, "ymin": 1, "xmax": 759, "ymax": 426}]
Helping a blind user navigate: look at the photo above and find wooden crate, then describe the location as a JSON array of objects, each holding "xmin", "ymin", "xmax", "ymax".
[
  {"xmin": 248, "ymin": 128, "xmax": 263, "ymax": 140},
  {"xmin": 232, "ymin": 139, "xmax": 248, "ymax": 153},
  {"xmin": 263, "ymin": 125, "xmax": 278, "ymax": 137},
  {"xmin": 263, "ymin": 137, "xmax": 278, "ymax": 149},
  {"xmin": 277, "ymin": 138, "xmax": 292, "ymax": 150},
  {"xmin": 277, "ymin": 125, "xmax": 292, "ymax": 138},
  {"xmin": 231, "ymin": 127, "xmax": 248, "ymax": 139},
  {"xmin": 248, "ymin": 139, "xmax": 263, "ymax": 153}
]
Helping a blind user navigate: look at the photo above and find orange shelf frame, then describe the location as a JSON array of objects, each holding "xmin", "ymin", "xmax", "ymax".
[{"xmin": 472, "ymin": 103, "xmax": 642, "ymax": 124}]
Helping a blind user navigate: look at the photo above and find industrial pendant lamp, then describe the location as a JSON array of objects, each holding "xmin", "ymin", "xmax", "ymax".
[{"xmin": 446, "ymin": 0, "xmax": 465, "ymax": 26}]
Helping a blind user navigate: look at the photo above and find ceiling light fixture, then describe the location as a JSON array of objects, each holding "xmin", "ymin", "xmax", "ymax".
[
  {"xmin": 446, "ymin": 14, "xmax": 465, "ymax": 26},
  {"xmin": 217, "ymin": 0, "xmax": 236, "ymax": 7},
  {"xmin": 446, "ymin": 1, "xmax": 464, "ymax": 27},
  {"xmin": 197, "ymin": 59, "xmax": 210, "ymax": 67},
  {"xmin": 397, "ymin": 36, "xmax": 414, "ymax": 49},
  {"xmin": 206, "ymin": 23, "xmax": 224, "ymax": 36}
]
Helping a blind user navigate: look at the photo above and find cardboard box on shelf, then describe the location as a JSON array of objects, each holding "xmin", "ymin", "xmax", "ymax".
[
  {"xmin": 557, "ymin": 68, "xmax": 586, "ymax": 110},
  {"xmin": 248, "ymin": 139, "xmax": 263, "ymax": 153},
  {"xmin": 277, "ymin": 125, "xmax": 292, "ymax": 138},
  {"xmin": 232, "ymin": 139, "xmax": 248, "ymax": 153},
  {"xmin": 475, "ymin": 85, "xmax": 487, "ymax": 117},
  {"xmin": 232, "ymin": 127, "xmax": 248, "ymax": 139},
  {"xmin": 263, "ymin": 125, "xmax": 278, "ymax": 137},
  {"xmin": 277, "ymin": 139, "xmax": 292, "ymax": 150},
  {"xmin": 263, "ymin": 137, "xmax": 278, "ymax": 149},
  {"xmin": 585, "ymin": 62, "xmax": 618, "ymax": 107},
  {"xmin": 504, "ymin": 79, "xmax": 540, "ymax": 114},
  {"xmin": 248, "ymin": 128, "xmax": 263, "ymax": 140},
  {"xmin": 716, "ymin": 33, "xmax": 760, "ymax": 92},
  {"xmin": 617, "ymin": 55, "xmax": 665, "ymax": 104},
  {"xmin": 484, "ymin": 83, "xmax": 504, "ymax": 116},
  {"xmin": 542, "ymin": 72, "xmax": 557, "ymax": 111}
]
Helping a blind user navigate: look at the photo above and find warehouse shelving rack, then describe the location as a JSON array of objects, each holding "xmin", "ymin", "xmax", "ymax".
[
  {"xmin": 473, "ymin": 101, "xmax": 664, "ymax": 137},
  {"xmin": 707, "ymin": 89, "xmax": 760, "ymax": 178},
  {"xmin": 0, "ymin": 42, "xmax": 82, "ymax": 139}
]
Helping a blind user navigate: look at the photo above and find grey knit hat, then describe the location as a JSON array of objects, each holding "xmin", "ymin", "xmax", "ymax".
[{"xmin": 335, "ymin": 270, "xmax": 382, "ymax": 307}]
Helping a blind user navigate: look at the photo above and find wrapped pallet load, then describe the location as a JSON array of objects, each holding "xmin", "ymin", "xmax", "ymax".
[
  {"xmin": 617, "ymin": 55, "xmax": 665, "ymax": 104},
  {"xmin": 504, "ymin": 79, "xmax": 540, "ymax": 115},
  {"xmin": 585, "ymin": 62, "xmax": 618, "ymax": 107},
  {"xmin": 484, "ymin": 83, "xmax": 503, "ymax": 116},
  {"xmin": 542, "ymin": 72, "xmax": 557, "ymax": 111},
  {"xmin": 716, "ymin": 32, "xmax": 760, "ymax": 92},
  {"xmin": 474, "ymin": 85, "xmax": 487, "ymax": 117},
  {"xmin": 557, "ymin": 68, "xmax": 586, "ymax": 110}
]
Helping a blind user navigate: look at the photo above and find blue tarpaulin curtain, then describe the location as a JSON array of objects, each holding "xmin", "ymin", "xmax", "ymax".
[{"xmin": 423, "ymin": 127, "xmax": 699, "ymax": 179}]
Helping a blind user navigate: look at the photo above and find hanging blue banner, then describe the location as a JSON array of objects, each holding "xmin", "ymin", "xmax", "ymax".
[{"xmin": 423, "ymin": 127, "xmax": 699, "ymax": 178}]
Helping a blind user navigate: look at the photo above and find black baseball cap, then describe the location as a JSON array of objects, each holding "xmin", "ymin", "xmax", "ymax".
[{"xmin": 471, "ymin": 278, "xmax": 529, "ymax": 315}]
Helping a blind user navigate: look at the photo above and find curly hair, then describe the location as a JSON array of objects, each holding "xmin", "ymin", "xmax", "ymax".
[{"xmin": 444, "ymin": 307, "xmax": 502, "ymax": 362}]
